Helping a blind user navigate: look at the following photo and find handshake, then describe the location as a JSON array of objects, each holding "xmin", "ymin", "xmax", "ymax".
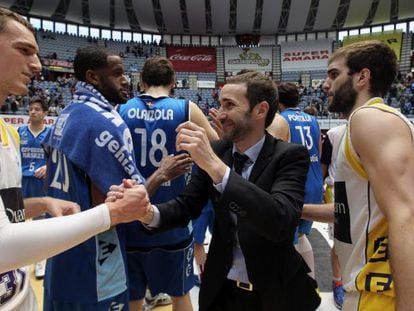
[{"xmin": 105, "ymin": 179, "xmax": 154, "ymax": 226}]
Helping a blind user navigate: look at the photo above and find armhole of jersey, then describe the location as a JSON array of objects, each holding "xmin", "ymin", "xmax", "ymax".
[
  {"xmin": 185, "ymin": 99, "xmax": 190, "ymax": 122},
  {"xmin": 344, "ymin": 100, "xmax": 410, "ymax": 180},
  {"xmin": 344, "ymin": 127, "xmax": 368, "ymax": 180}
]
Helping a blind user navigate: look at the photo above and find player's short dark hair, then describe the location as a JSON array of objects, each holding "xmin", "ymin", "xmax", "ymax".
[
  {"xmin": 73, "ymin": 47, "xmax": 115, "ymax": 82},
  {"xmin": 227, "ymin": 71, "xmax": 278, "ymax": 127},
  {"xmin": 330, "ymin": 40, "xmax": 397, "ymax": 97},
  {"xmin": 141, "ymin": 56, "xmax": 175, "ymax": 87},
  {"xmin": 30, "ymin": 97, "xmax": 48, "ymax": 112},
  {"xmin": 278, "ymin": 82, "xmax": 300, "ymax": 108}
]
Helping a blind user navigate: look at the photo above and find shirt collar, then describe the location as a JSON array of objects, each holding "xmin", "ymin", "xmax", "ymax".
[{"xmin": 232, "ymin": 135, "xmax": 265, "ymax": 163}]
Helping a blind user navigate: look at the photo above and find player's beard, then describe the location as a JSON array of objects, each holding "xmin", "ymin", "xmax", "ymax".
[
  {"xmin": 100, "ymin": 79, "xmax": 128, "ymax": 104},
  {"xmin": 328, "ymin": 76, "xmax": 357, "ymax": 117}
]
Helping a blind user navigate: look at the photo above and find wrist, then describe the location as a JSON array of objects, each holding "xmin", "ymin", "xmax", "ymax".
[
  {"xmin": 107, "ymin": 202, "xmax": 121, "ymax": 226},
  {"xmin": 207, "ymin": 160, "xmax": 227, "ymax": 184},
  {"xmin": 141, "ymin": 204, "xmax": 154, "ymax": 224}
]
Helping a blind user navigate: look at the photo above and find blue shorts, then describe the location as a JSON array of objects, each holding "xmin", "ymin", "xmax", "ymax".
[
  {"xmin": 127, "ymin": 238, "xmax": 194, "ymax": 300},
  {"xmin": 43, "ymin": 288, "xmax": 128, "ymax": 311}
]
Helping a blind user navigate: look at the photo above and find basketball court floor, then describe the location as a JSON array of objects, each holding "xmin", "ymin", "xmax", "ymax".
[{"xmin": 31, "ymin": 222, "xmax": 338, "ymax": 310}]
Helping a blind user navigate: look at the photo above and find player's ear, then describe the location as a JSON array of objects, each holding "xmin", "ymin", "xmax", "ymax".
[{"xmin": 85, "ymin": 69, "xmax": 99, "ymax": 87}]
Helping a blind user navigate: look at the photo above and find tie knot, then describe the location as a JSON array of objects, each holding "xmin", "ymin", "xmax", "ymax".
[{"xmin": 233, "ymin": 152, "xmax": 249, "ymax": 174}]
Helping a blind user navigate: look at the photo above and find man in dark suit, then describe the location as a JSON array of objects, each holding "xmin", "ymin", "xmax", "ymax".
[{"xmin": 113, "ymin": 71, "xmax": 321, "ymax": 310}]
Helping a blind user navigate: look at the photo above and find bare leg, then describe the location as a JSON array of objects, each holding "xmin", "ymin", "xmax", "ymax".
[
  {"xmin": 172, "ymin": 294, "xmax": 193, "ymax": 311},
  {"xmin": 129, "ymin": 299, "xmax": 143, "ymax": 311}
]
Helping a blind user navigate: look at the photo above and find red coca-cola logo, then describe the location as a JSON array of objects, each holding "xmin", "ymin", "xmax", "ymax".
[{"xmin": 169, "ymin": 54, "xmax": 214, "ymax": 62}]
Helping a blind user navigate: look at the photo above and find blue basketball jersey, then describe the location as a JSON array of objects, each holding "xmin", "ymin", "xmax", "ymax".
[
  {"xmin": 119, "ymin": 95, "xmax": 192, "ymax": 247},
  {"xmin": 43, "ymin": 82, "xmax": 143, "ymax": 304},
  {"xmin": 18, "ymin": 125, "xmax": 50, "ymax": 177},
  {"xmin": 281, "ymin": 108, "xmax": 323, "ymax": 203}
]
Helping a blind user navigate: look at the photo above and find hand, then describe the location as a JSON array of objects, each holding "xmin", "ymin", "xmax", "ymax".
[
  {"xmin": 44, "ymin": 197, "xmax": 80, "ymax": 217},
  {"xmin": 176, "ymin": 121, "xmax": 226, "ymax": 183},
  {"xmin": 157, "ymin": 153, "xmax": 193, "ymax": 182},
  {"xmin": 106, "ymin": 185, "xmax": 152, "ymax": 225},
  {"xmin": 209, "ymin": 108, "xmax": 223, "ymax": 139},
  {"xmin": 106, "ymin": 179, "xmax": 136, "ymax": 203},
  {"xmin": 34, "ymin": 165, "xmax": 47, "ymax": 179}
]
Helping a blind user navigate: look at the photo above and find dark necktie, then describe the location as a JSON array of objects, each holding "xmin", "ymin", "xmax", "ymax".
[{"xmin": 233, "ymin": 152, "xmax": 249, "ymax": 175}]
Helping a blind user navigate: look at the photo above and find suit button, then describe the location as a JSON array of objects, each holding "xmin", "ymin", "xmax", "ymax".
[{"xmin": 229, "ymin": 201, "xmax": 238, "ymax": 211}]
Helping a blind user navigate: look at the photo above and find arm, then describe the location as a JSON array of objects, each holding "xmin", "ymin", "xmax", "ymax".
[
  {"xmin": 351, "ymin": 109, "xmax": 414, "ymax": 310},
  {"xmin": 0, "ymin": 185, "xmax": 150, "ymax": 272},
  {"xmin": 145, "ymin": 153, "xmax": 193, "ymax": 196},
  {"xmin": 301, "ymin": 203, "xmax": 334, "ymax": 223},
  {"xmin": 267, "ymin": 114, "xmax": 290, "ymax": 141},
  {"xmin": 176, "ymin": 121, "xmax": 309, "ymax": 241},
  {"xmin": 189, "ymin": 102, "xmax": 219, "ymax": 141},
  {"xmin": 24, "ymin": 197, "xmax": 80, "ymax": 219}
]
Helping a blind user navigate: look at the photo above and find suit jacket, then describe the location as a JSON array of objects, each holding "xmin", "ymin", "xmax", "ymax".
[{"xmin": 156, "ymin": 133, "xmax": 321, "ymax": 311}]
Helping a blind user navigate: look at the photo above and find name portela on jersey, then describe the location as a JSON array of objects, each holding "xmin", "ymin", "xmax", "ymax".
[
  {"xmin": 127, "ymin": 108, "xmax": 174, "ymax": 121},
  {"xmin": 287, "ymin": 114, "xmax": 312, "ymax": 122}
]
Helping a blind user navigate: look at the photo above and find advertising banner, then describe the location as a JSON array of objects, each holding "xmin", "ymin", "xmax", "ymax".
[
  {"xmin": 343, "ymin": 31, "xmax": 402, "ymax": 60},
  {"xmin": 280, "ymin": 40, "xmax": 332, "ymax": 71},
  {"xmin": 224, "ymin": 47, "xmax": 272, "ymax": 72},
  {"xmin": 167, "ymin": 47, "xmax": 216, "ymax": 72},
  {"xmin": 0, "ymin": 114, "xmax": 56, "ymax": 128}
]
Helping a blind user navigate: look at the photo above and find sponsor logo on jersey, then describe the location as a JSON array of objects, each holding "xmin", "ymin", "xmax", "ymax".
[{"xmin": 5, "ymin": 208, "xmax": 25, "ymax": 223}]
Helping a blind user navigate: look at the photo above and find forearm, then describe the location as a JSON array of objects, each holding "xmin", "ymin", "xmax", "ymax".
[
  {"xmin": 301, "ymin": 203, "xmax": 334, "ymax": 223},
  {"xmin": 389, "ymin": 217, "xmax": 414, "ymax": 310},
  {"xmin": 0, "ymin": 204, "xmax": 111, "ymax": 273},
  {"xmin": 145, "ymin": 172, "xmax": 166, "ymax": 197},
  {"xmin": 23, "ymin": 197, "xmax": 50, "ymax": 219}
]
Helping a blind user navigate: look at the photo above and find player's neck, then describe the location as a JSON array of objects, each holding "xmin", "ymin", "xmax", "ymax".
[
  {"xmin": 29, "ymin": 122, "xmax": 44, "ymax": 134},
  {"xmin": 144, "ymin": 85, "xmax": 171, "ymax": 98}
]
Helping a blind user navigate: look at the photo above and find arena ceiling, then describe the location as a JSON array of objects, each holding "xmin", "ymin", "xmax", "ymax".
[{"xmin": 1, "ymin": 0, "xmax": 414, "ymax": 35}]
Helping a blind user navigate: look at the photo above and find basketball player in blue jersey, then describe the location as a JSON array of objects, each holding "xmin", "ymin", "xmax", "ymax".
[
  {"xmin": 18, "ymin": 97, "xmax": 50, "ymax": 279},
  {"xmin": 119, "ymin": 56, "xmax": 218, "ymax": 311},
  {"xmin": 44, "ymin": 48, "xmax": 187, "ymax": 311},
  {"xmin": 277, "ymin": 82, "xmax": 323, "ymax": 279}
]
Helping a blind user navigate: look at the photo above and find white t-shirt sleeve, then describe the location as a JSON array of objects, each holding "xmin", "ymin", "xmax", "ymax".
[{"xmin": 0, "ymin": 198, "xmax": 111, "ymax": 273}]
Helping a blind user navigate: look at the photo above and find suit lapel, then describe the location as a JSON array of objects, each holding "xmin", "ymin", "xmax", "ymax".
[{"xmin": 249, "ymin": 134, "xmax": 276, "ymax": 183}]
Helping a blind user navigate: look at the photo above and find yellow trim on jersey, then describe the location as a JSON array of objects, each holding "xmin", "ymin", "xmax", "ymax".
[
  {"xmin": 344, "ymin": 98, "xmax": 396, "ymax": 180},
  {"xmin": 0, "ymin": 118, "xmax": 9, "ymax": 146},
  {"xmin": 0, "ymin": 118, "xmax": 20, "ymax": 148},
  {"xmin": 344, "ymin": 131, "xmax": 368, "ymax": 179}
]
